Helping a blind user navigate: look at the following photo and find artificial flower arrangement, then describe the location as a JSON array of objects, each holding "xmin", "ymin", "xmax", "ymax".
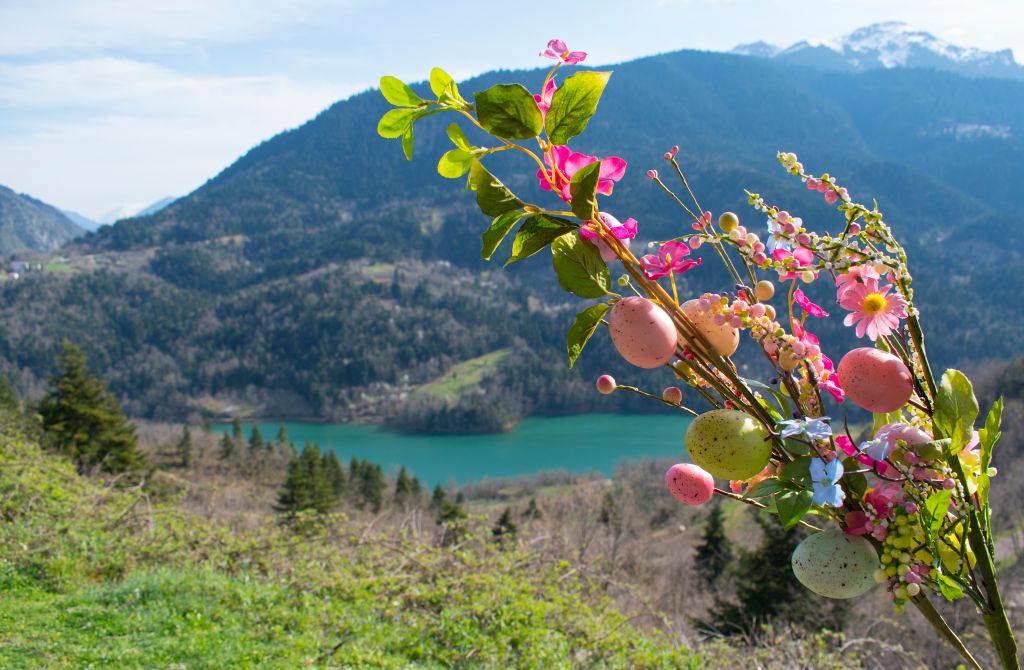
[{"xmin": 377, "ymin": 40, "xmax": 1018, "ymax": 668}]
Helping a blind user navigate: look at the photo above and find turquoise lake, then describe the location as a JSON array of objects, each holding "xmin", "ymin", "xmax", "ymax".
[{"xmin": 215, "ymin": 413, "xmax": 691, "ymax": 485}]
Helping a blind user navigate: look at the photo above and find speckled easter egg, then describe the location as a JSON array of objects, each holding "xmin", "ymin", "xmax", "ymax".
[
  {"xmin": 607, "ymin": 297, "xmax": 677, "ymax": 369},
  {"xmin": 686, "ymin": 409, "xmax": 771, "ymax": 480},
  {"xmin": 877, "ymin": 422, "xmax": 931, "ymax": 446},
  {"xmin": 681, "ymin": 299, "xmax": 739, "ymax": 358},
  {"xmin": 837, "ymin": 348, "xmax": 913, "ymax": 413},
  {"xmin": 664, "ymin": 463, "xmax": 715, "ymax": 506},
  {"xmin": 792, "ymin": 530, "xmax": 878, "ymax": 599}
]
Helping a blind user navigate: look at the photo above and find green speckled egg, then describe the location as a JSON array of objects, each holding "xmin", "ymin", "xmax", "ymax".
[
  {"xmin": 791, "ymin": 529, "xmax": 878, "ymax": 599},
  {"xmin": 685, "ymin": 409, "xmax": 771, "ymax": 480}
]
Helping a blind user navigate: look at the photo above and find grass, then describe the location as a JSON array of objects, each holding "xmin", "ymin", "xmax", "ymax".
[
  {"xmin": 42, "ymin": 261, "xmax": 75, "ymax": 274},
  {"xmin": 412, "ymin": 348, "xmax": 512, "ymax": 401}
]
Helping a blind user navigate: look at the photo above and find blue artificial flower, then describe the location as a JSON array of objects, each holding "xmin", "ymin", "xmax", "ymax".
[
  {"xmin": 810, "ymin": 457, "xmax": 846, "ymax": 507},
  {"xmin": 777, "ymin": 416, "xmax": 833, "ymax": 441},
  {"xmin": 764, "ymin": 218, "xmax": 792, "ymax": 255}
]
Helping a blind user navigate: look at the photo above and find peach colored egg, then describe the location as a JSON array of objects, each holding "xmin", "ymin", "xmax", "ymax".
[
  {"xmin": 681, "ymin": 299, "xmax": 739, "ymax": 358},
  {"xmin": 837, "ymin": 348, "xmax": 913, "ymax": 413},
  {"xmin": 607, "ymin": 297, "xmax": 677, "ymax": 368},
  {"xmin": 664, "ymin": 463, "xmax": 715, "ymax": 506}
]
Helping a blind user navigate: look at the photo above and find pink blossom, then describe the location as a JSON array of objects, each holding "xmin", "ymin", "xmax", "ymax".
[
  {"xmin": 794, "ymin": 288, "xmax": 829, "ymax": 317},
  {"xmin": 836, "ymin": 435, "xmax": 856, "ymax": 457},
  {"xmin": 534, "ymin": 79, "xmax": 557, "ymax": 118},
  {"xmin": 864, "ymin": 482, "xmax": 905, "ymax": 515},
  {"xmin": 541, "ymin": 39, "xmax": 587, "ymax": 65},
  {"xmin": 844, "ymin": 511, "xmax": 872, "ymax": 535},
  {"xmin": 773, "ymin": 246, "xmax": 816, "ymax": 281},
  {"xmin": 835, "ymin": 265, "xmax": 881, "ymax": 299},
  {"xmin": 580, "ymin": 213, "xmax": 637, "ymax": 262},
  {"xmin": 537, "ymin": 145, "xmax": 627, "ymax": 202},
  {"xmin": 839, "ymin": 278, "xmax": 908, "ymax": 341},
  {"xmin": 640, "ymin": 240, "xmax": 702, "ymax": 279}
]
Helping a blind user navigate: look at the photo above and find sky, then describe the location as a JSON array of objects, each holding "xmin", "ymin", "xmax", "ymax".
[{"xmin": 1, "ymin": 0, "xmax": 1022, "ymax": 221}]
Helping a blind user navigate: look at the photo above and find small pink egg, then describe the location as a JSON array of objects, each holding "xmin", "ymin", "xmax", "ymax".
[
  {"xmin": 596, "ymin": 375, "xmax": 617, "ymax": 395},
  {"xmin": 607, "ymin": 297, "xmax": 677, "ymax": 369},
  {"xmin": 837, "ymin": 348, "xmax": 913, "ymax": 413},
  {"xmin": 664, "ymin": 463, "xmax": 715, "ymax": 506},
  {"xmin": 876, "ymin": 422, "xmax": 931, "ymax": 446},
  {"xmin": 662, "ymin": 386, "xmax": 683, "ymax": 405}
]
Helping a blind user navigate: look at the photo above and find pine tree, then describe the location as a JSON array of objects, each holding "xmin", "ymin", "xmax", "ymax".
[
  {"xmin": 275, "ymin": 444, "xmax": 334, "ymax": 516},
  {"xmin": 301, "ymin": 444, "xmax": 334, "ymax": 513},
  {"xmin": 218, "ymin": 432, "xmax": 235, "ymax": 460},
  {"xmin": 358, "ymin": 461, "xmax": 385, "ymax": 512},
  {"xmin": 393, "ymin": 466, "xmax": 413, "ymax": 508},
  {"xmin": 38, "ymin": 341, "xmax": 144, "ymax": 474},
  {"xmin": 248, "ymin": 426, "xmax": 264, "ymax": 454},
  {"xmin": 232, "ymin": 417, "xmax": 243, "ymax": 441},
  {"xmin": 177, "ymin": 426, "xmax": 193, "ymax": 468},
  {"xmin": 437, "ymin": 497, "xmax": 468, "ymax": 546},
  {"xmin": 320, "ymin": 450, "xmax": 346, "ymax": 499},
  {"xmin": 523, "ymin": 497, "xmax": 543, "ymax": 520},
  {"xmin": 276, "ymin": 424, "xmax": 289, "ymax": 447},
  {"xmin": 693, "ymin": 499, "xmax": 733, "ymax": 588},
  {"xmin": 430, "ymin": 484, "xmax": 447, "ymax": 511},
  {"xmin": 409, "ymin": 475, "xmax": 423, "ymax": 501},
  {"xmin": 492, "ymin": 507, "xmax": 517, "ymax": 544}
]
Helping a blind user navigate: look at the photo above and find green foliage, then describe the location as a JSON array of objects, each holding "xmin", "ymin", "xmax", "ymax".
[
  {"xmin": 473, "ymin": 84, "xmax": 543, "ymax": 139},
  {"xmin": 0, "ymin": 375, "xmax": 18, "ymax": 411},
  {"xmin": 507, "ymin": 215, "xmax": 576, "ymax": 265},
  {"xmin": 774, "ymin": 489, "xmax": 813, "ymax": 531},
  {"xmin": 492, "ymin": 506, "xmax": 517, "ymax": 544},
  {"xmin": 569, "ymin": 161, "xmax": 602, "ymax": 221},
  {"xmin": 551, "ymin": 232, "xmax": 611, "ymax": 299},
  {"xmin": 380, "ymin": 75, "xmax": 426, "ymax": 107},
  {"xmin": 176, "ymin": 426, "xmax": 193, "ymax": 467},
  {"xmin": 934, "ymin": 369, "xmax": 979, "ymax": 454},
  {"xmin": 218, "ymin": 432, "xmax": 235, "ymax": 460},
  {"xmin": 275, "ymin": 444, "xmax": 334, "ymax": 516},
  {"xmin": 321, "ymin": 450, "xmax": 347, "ymax": 499},
  {"xmin": 545, "ymin": 71, "xmax": 611, "ymax": 145},
  {"xmin": 567, "ymin": 303, "xmax": 609, "ymax": 368},
  {"xmin": 38, "ymin": 341, "xmax": 144, "ymax": 474},
  {"xmin": 481, "ymin": 210, "xmax": 526, "ymax": 260},
  {"xmin": 248, "ymin": 426, "xmax": 264, "ymax": 454},
  {"xmin": 469, "ymin": 160, "xmax": 523, "ymax": 217},
  {"xmin": 393, "ymin": 466, "xmax": 414, "ymax": 507}
]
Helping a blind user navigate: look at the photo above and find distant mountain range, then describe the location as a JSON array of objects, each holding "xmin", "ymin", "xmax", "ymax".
[
  {"xmin": 733, "ymin": 22, "xmax": 1024, "ymax": 80},
  {"xmin": 3, "ymin": 25, "xmax": 1024, "ymax": 427},
  {"xmin": 0, "ymin": 186, "xmax": 82, "ymax": 255}
]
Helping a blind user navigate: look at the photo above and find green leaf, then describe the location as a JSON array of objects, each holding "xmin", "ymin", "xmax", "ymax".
[
  {"xmin": 401, "ymin": 127, "xmax": 414, "ymax": 160},
  {"xmin": 551, "ymin": 233, "xmax": 610, "ymax": 299},
  {"xmin": 977, "ymin": 397, "xmax": 1003, "ymax": 508},
  {"xmin": 934, "ymin": 369, "xmax": 978, "ymax": 454},
  {"xmin": 437, "ymin": 149, "xmax": 472, "ymax": 178},
  {"xmin": 377, "ymin": 108, "xmax": 420, "ymax": 139},
  {"xmin": 429, "ymin": 67, "xmax": 464, "ymax": 104},
  {"xmin": 473, "ymin": 84, "xmax": 543, "ymax": 140},
  {"xmin": 779, "ymin": 457, "xmax": 812, "ymax": 487},
  {"xmin": 744, "ymin": 477, "xmax": 784, "ymax": 500},
  {"xmin": 743, "ymin": 377, "xmax": 792, "ymax": 421},
  {"xmin": 447, "ymin": 123, "xmax": 471, "ymax": 150},
  {"xmin": 922, "ymin": 490, "xmax": 953, "ymax": 542},
  {"xmin": 569, "ymin": 161, "xmax": 601, "ymax": 221},
  {"xmin": 871, "ymin": 409, "xmax": 903, "ymax": 436},
  {"xmin": 545, "ymin": 71, "xmax": 611, "ymax": 145},
  {"xmin": 567, "ymin": 303, "xmax": 609, "ymax": 368},
  {"xmin": 379, "ymin": 76, "xmax": 425, "ymax": 107},
  {"xmin": 507, "ymin": 215, "xmax": 576, "ymax": 266},
  {"xmin": 935, "ymin": 573, "xmax": 965, "ymax": 601},
  {"xmin": 481, "ymin": 211, "xmax": 525, "ymax": 261},
  {"xmin": 775, "ymin": 489, "xmax": 813, "ymax": 530},
  {"xmin": 469, "ymin": 161, "xmax": 523, "ymax": 217}
]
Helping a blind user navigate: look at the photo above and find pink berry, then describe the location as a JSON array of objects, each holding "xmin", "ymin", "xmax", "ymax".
[
  {"xmin": 596, "ymin": 374, "xmax": 616, "ymax": 395},
  {"xmin": 664, "ymin": 463, "xmax": 714, "ymax": 506},
  {"xmin": 662, "ymin": 386, "xmax": 683, "ymax": 405},
  {"xmin": 796, "ymin": 233, "xmax": 811, "ymax": 246},
  {"xmin": 647, "ymin": 169, "xmax": 658, "ymax": 179},
  {"xmin": 689, "ymin": 237, "xmax": 703, "ymax": 249}
]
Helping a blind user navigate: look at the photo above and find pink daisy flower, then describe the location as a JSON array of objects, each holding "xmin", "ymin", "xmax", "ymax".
[
  {"xmin": 838, "ymin": 278, "xmax": 908, "ymax": 341},
  {"xmin": 835, "ymin": 264, "xmax": 881, "ymax": 299}
]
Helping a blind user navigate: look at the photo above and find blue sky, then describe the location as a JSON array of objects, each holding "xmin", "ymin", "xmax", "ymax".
[{"xmin": 1, "ymin": 0, "xmax": 1021, "ymax": 220}]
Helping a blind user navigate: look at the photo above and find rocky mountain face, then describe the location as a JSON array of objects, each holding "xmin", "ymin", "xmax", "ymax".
[{"xmin": 0, "ymin": 185, "xmax": 82, "ymax": 254}]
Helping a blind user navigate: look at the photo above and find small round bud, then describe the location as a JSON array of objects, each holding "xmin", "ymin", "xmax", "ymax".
[
  {"xmin": 873, "ymin": 569, "xmax": 889, "ymax": 584},
  {"xmin": 764, "ymin": 305, "xmax": 777, "ymax": 320},
  {"xmin": 718, "ymin": 212, "xmax": 739, "ymax": 233},
  {"xmin": 646, "ymin": 169, "xmax": 659, "ymax": 179},
  {"xmin": 906, "ymin": 582, "xmax": 921, "ymax": 597},
  {"xmin": 617, "ymin": 274, "xmax": 630, "ymax": 287},
  {"xmin": 800, "ymin": 270, "xmax": 815, "ymax": 283},
  {"xmin": 662, "ymin": 386, "xmax": 683, "ymax": 405},
  {"xmin": 754, "ymin": 280, "xmax": 775, "ymax": 301},
  {"xmin": 596, "ymin": 375, "xmax": 617, "ymax": 395}
]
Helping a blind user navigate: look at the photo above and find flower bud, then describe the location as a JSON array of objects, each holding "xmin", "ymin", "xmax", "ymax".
[{"xmin": 596, "ymin": 375, "xmax": 617, "ymax": 395}]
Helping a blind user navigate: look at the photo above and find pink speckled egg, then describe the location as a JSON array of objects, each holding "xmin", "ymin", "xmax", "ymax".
[
  {"xmin": 664, "ymin": 463, "xmax": 715, "ymax": 506},
  {"xmin": 837, "ymin": 348, "xmax": 913, "ymax": 413},
  {"xmin": 876, "ymin": 422, "xmax": 931, "ymax": 446},
  {"xmin": 680, "ymin": 299, "xmax": 739, "ymax": 358},
  {"xmin": 607, "ymin": 297, "xmax": 677, "ymax": 369}
]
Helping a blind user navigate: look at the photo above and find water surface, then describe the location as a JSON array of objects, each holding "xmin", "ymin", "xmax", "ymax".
[{"xmin": 215, "ymin": 413, "xmax": 691, "ymax": 485}]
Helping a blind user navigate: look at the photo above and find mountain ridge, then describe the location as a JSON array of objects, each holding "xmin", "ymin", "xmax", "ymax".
[{"xmin": 0, "ymin": 185, "xmax": 83, "ymax": 255}]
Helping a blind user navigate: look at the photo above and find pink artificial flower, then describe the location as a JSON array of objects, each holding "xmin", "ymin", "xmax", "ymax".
[
  {"xmin": 835, "ymin": 265, "xmax": 882, "ymax": 299},
  {"xmin": 791, "ymin": 318, "xmax": 844, "ymax": 402},
  {"xmin": 794, "ymin": 288, "xmax": 829, "ymax": 317},
  {"xmin": 836, "ymin": 435, "xmax": 856, "ymax": 457},
  {"xmin": 844, "ymin": 511, "xmax": 872, "ymax": 535},
  {"xmin": 838, "ymin": 278, "xmax": 909, "ymax": 341},
  {"xmin": 863, "ymin": 482, "xmax": 905, "ymax": 515},
  {"xmin": 640, "ymin": 240, "xmax": 702, "ymax": 279},
  {"xmin": 537, "ymin": 145, "xmax": 627, "ymax": 202},
  {"xmin": 541, "ymin": 39, "xmax": 587, "ymax": 65},
  {"xmin": 534, "ymin": 79, "xmax": 557, "ymax": 119},
  {"xmin": 580, "ymin": 212, "xmax": 637, "ymax": 262},
  {"xmin": 773, "ymin": 246, "xmax": 816, "ymax": 281}
]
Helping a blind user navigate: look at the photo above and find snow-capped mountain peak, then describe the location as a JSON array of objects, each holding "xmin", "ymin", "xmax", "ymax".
[{"xmin": 732, "ymin": 22, "xmax": 1023, "ymax": 80}]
